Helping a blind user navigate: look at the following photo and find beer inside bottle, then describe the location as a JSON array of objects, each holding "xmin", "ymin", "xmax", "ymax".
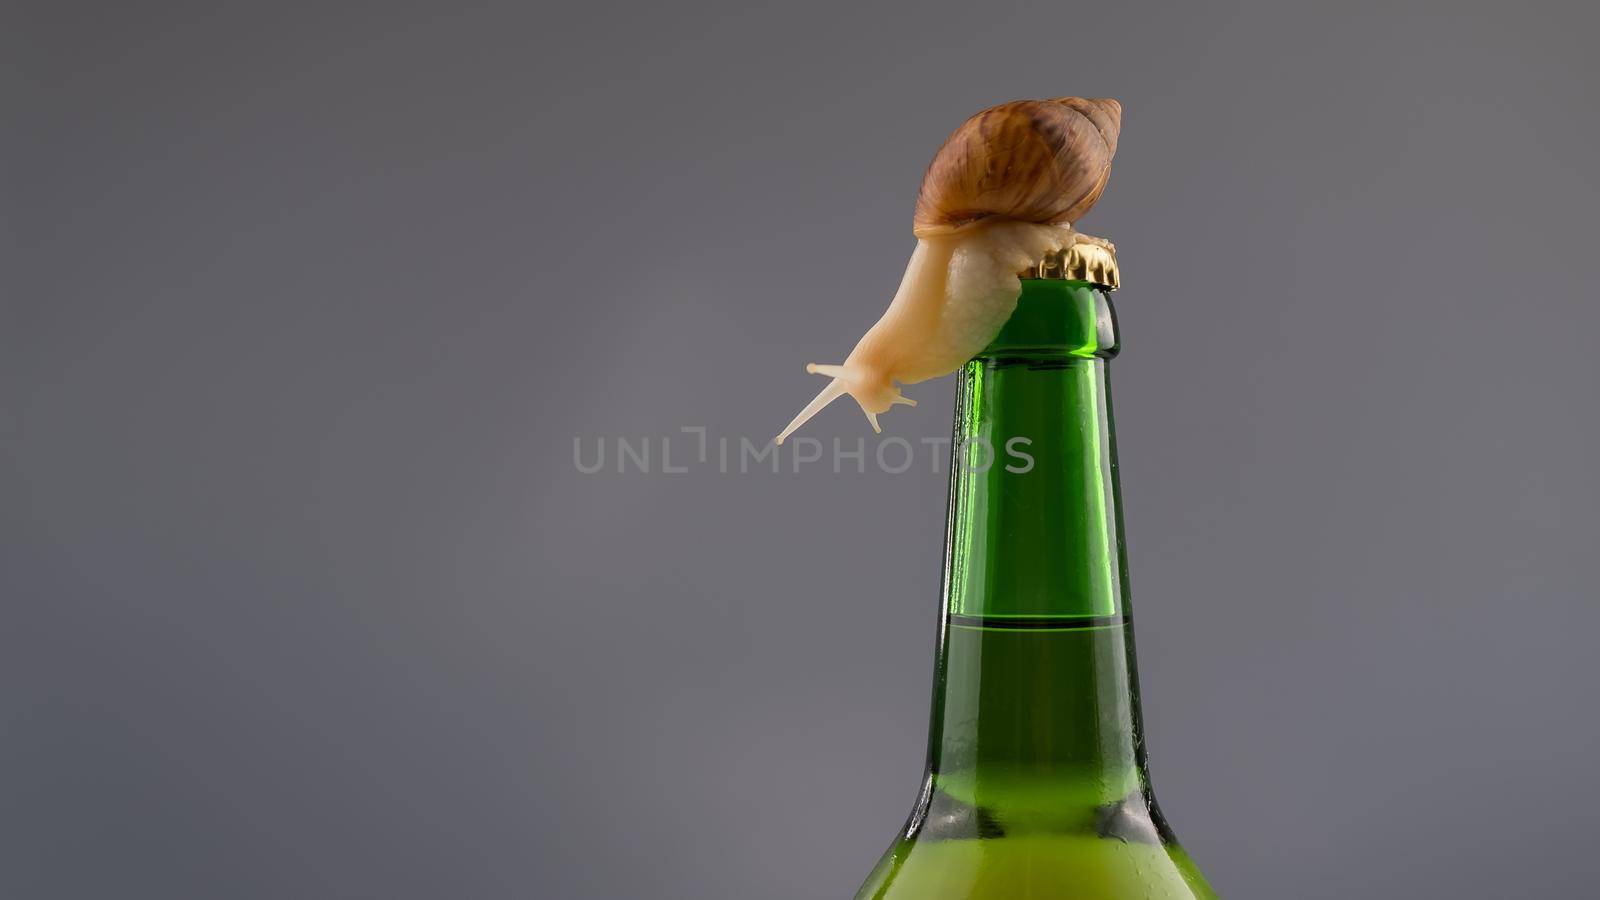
[{"xmin": 856, "ymin": 262, "xmax": 1218, "ymax": 899}]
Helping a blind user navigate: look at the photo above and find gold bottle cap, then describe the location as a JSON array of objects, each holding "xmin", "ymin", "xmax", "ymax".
[{"xmin": 1020, "ymin": 241, "xmax": 1120, "ymax": 290}]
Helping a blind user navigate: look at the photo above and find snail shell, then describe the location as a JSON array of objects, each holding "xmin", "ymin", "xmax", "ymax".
[
  {"xmin": 776, "ymin": 98, "xmax": 1121, "ymax": 444},
  {"xmin": 914, "ymin": 98, "xmax": 1121, "ymax": 236}
]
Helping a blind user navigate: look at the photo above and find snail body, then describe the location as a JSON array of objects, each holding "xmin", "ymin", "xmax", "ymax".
[{"xmin": 776, "ymin": 97, "xmax": 1121, "ymax": 444}]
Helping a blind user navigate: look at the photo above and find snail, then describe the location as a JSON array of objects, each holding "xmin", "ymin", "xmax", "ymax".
[{"xmin": 775, "ymin": 97, "xmax": 1121, "ymax": 444}]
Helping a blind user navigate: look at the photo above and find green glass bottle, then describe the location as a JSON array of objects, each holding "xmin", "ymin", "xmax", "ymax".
[{"xmin": 856, "ymin": 248, "xmax": 1217, "ymax": 899}]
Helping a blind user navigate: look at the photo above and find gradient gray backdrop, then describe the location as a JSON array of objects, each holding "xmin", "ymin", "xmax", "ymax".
[{"xmin": 8, "ymin": 2, "xmax": 1599, "ymax": 897}]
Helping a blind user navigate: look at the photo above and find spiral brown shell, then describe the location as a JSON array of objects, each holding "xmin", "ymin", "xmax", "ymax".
[{"xmin": 912, "ymin": 97, "xmax": 1121, "ymax": 237}]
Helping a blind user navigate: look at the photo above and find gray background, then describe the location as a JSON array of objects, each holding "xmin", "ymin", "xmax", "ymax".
[{"xmin": 8, "ymin": 1, "xmax": 1599, "ymax": 897}]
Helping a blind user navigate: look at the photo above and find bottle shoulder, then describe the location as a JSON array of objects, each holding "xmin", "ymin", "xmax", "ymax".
[{"xmin": 856, "ymin": 831, "xmax": 1217, "ymax": 900}]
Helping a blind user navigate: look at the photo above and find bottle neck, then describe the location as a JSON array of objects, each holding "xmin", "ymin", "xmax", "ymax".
[
  {"xmin": 925, "ymin": 279, "xmax": 1150, "ymax": 807},
  {"xmin": 945, "ymin": 278, "xmax": 1127, "ymax": 622}
]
